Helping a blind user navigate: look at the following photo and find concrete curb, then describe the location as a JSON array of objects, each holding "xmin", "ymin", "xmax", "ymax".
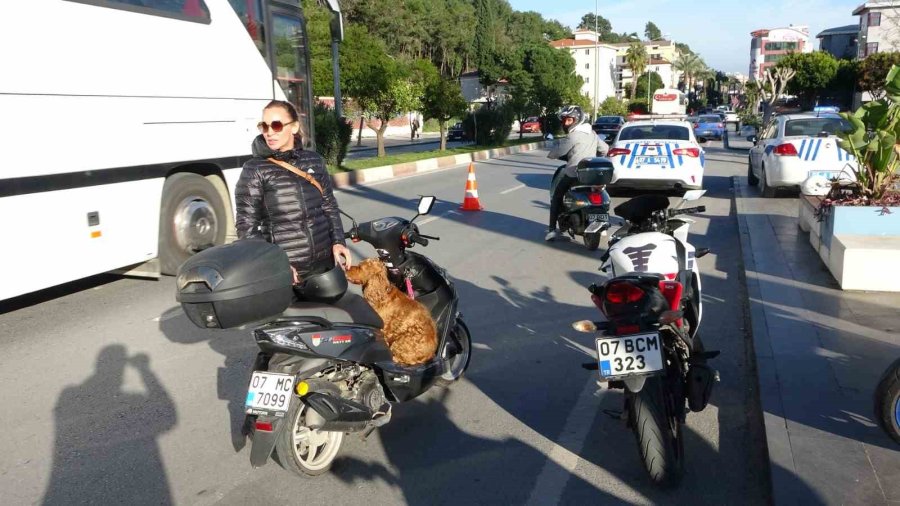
[
  {"xmin": 732, "ymin": 175, "xmax": 801, "ymax": 505},
  {"xmin": 330, "ymin": 141, "xmax": 549, "ymax": 189}
]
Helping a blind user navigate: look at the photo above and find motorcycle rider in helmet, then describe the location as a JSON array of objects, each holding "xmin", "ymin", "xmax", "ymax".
[{"xmin": 545, "ymin": 105, "xmax": 608, "ymax": 241}]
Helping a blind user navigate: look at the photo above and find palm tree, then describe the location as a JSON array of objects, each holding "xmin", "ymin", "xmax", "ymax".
[
  {"xmin": 625, "ymin": 42, "xmax": 648, "ymax": 100},
  {"xmin": 673, "ymin": 51, "xmax": 703, "ymax": 95}
]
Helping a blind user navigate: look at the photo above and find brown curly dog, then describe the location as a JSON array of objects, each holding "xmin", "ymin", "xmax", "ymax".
[{"xmin": 346, "ymin": 258, "xmax": 438, "ymax": 366}]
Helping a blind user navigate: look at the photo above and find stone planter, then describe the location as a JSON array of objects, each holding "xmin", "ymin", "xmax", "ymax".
[{"xmin": 799, "ymin": 196, "xmax": 900, "ymax": 291}]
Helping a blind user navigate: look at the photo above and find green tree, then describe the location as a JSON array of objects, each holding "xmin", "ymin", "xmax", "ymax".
[
  {"xmin": 475, "ymin": 0, "xmax": 497, "ymax": 85},
  {"xmin": 421, "ymin": 77, "xmax": 468, "ymax": 150},
  {"xmin": 635, "ymin": 71, "xmax": 665, "ymax": 103},
  {"xmin": 523, "ymin": 43, "xmax": 583, "ymax": 130},
  {"xmin": 598, "ymin": 96, "xmax": 628, "ymax": 116},
  {"xmin": 673, "ymin": 51, "xmax": 704, "ymax": 95},
  {"xmin": 674, "ymin": 42, "xmax": 694, "ymax": 54},
  {"xmin": 339, "ymin": 26, "xmax": 413, "ymax": 157},
  {"xmin": 778, "ymin": 51, "xmax": 839, "ymax": 110},
  {"xmin": 505, "ymin": 69, "xmax": 537, "ymax": 139},
  {"xmin": 645, "ymin": 21, "xmax": 662, "ymax": 41},
  {"xmin": 625, "ymin": 42, "xmax": 648, "ymax": 100},
  {"xmin": 858, "ymin": 52, "xmax": 900, "ymax": 100},
  {"xmin": 578, "ymin": 13, "xmax": 611, "ymax": 35}
]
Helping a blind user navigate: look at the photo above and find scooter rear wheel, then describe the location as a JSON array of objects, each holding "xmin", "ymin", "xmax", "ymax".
[
  {"xmin": 438, "ymin": 318, "xmax": 472, "ymax": 386},
  {"xmin": 274, "ymin": 402, "xmax": 344, "ymax": 477},
  {"xmin": 875, "ymin": 358, "xmax": 900, "ymax": 444}
]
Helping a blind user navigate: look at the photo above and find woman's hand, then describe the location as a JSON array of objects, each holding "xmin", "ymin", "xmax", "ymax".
[
  {"xmin": 333, "ymin": 244, "xmax": 352, "ymax": 271},
  {"xmin": 290, "ymin": 265, "xmax": 300, "ymax": 285}
]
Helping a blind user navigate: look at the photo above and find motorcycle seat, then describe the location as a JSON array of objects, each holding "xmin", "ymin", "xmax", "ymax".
[{"xmin": 283, "ymin": 292, "xmax": 384, "ymax": 328}]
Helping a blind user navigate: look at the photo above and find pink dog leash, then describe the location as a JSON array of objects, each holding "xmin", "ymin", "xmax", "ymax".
[{"xmin": 405, "ymin": 277, "xmax": 415, "ymax": 300}]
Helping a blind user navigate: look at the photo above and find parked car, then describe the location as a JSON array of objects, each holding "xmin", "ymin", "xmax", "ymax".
[
  {"xmin": 520, "ymin": 116, "xmax": 541, "ymax": 133},
  {"xmin": 606, "ymin": 119, "xmax": 707, "ymax": 190},
  {"xmin": 721, "ymin": 109, "xmax": 740, "ymax": 130},
  {"xmin": 592, "ymin": 115, "xmax": 625, "ymax": 141},
  {"xmin": 447, "ymin": 122, "xmax": 466, "ymax": 141},
  {"xmin": 747, "ymin": 113, "xmax": 858, "ymax": 197},
  {"xmin": 692, "ymin": 114, "xmax": 726, "ymax": 140}
]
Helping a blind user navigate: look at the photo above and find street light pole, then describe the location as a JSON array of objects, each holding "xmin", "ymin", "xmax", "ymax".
[{"xmin": 593, "ymin": 0, "xmax": 598, "ymax": 120}]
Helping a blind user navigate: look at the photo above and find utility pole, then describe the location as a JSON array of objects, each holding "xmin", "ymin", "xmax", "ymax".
[
  {"xmin": 592, "ymin": 0, "xmax": 599, "ymax": 120},
  {"xmin": 324, "ymin": 0, "xmax": 344, "ymax": 119}
]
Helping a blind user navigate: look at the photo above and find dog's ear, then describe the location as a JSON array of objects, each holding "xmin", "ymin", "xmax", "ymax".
[{"xmin": 345, "ymin": 265, "xmax": 363, "ymax": 284}]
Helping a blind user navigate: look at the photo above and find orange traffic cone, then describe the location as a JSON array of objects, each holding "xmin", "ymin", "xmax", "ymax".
[{"xmin": 460, "ymin": 163, "xmax": 483, "ymax": 211}]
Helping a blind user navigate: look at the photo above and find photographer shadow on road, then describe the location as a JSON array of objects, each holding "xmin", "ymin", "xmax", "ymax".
[
  {"xmin": 157, "ymin": 307, "xmax": 256, "ymax": 453},
  {"xmin": 43, "ymin": 344, "xmax": 176, "ymax": 506}
]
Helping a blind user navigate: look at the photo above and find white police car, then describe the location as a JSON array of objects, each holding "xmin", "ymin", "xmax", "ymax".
[
  {"xmin": 748, "ymin": 111, "xmax": 857, "ymax": 197},
  {"xmin": 607, "ymin": 119, "xmax": 706, "ymax": 190}
]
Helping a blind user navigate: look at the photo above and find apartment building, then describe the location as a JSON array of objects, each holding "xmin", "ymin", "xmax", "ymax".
[
  {"xmin": 854, "ymin": 0, "xmax": 900, "ymax": 57},
  {"xmin": 749, "ymin": 25, "xmax": 812, "ymax": 81},
  {"xmin": 549, "ymin": 30, "xmax": 618, "ymax": 110}
]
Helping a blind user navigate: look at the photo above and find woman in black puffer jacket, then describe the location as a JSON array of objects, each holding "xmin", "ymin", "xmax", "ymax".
[{"xmin": 234, "ymin": 100, "xmax": 352, "ymax": 283}]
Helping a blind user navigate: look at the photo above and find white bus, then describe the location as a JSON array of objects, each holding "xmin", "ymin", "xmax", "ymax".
[
  {"xmin": 651, "ymin": 88, "xmax": 687, "ymax": 115},
  {"xmin": 1, "ymin": 0, "xmax": 317, "ymax": 300}
]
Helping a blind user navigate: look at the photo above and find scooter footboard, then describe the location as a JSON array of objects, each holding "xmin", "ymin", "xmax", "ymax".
[{"xmin": 377, "ymin": 360, "xmax": 442, "ymax": 402}]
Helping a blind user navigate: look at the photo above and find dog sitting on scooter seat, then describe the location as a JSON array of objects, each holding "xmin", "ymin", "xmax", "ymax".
[{"xmin": 346, "ymin": 258, "xmax": 438, "ymax": 366}]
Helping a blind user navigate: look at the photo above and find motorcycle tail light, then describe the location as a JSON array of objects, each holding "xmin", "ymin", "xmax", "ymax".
[
  {"xmin": 588, "ymin": 191, "xmax": 604, "ymax": 205},
  {"xmin": 774, "ymin": 143, "xmax": 798, "ymax": 156},
  {"xmin": 614, "ymin": 323, "xmax": 640, "ymax": 335},
  {"xmin": 255, "ymin": 421, "xmax": 273, "ymax": 432},
  {"xmin": 607, "ymin": 147, "xmax": 631, "ymax": 157},
  {"xmin": 658, "ymin": 280, "xmax": 684, "ymax": 328},
  {"xmin": 605, "ymin": 282, "xmax": 645, "ymax": 304},
  {"xmin": 673, "ymin": 147, "xmax": 700, "ymax": 158}
]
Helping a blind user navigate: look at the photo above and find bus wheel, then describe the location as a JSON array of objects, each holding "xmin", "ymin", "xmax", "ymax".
[{"xmin": 158, "ymin": 173, "xmax": 227, "ymax": 275}]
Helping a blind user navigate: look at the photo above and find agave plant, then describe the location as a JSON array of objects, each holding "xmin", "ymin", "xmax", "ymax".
[{"xmin": 837, "ymin": 65, "xmax": 900, "ymax": 202}]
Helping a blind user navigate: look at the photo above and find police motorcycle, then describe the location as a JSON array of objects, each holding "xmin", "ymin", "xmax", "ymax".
[
  {"xmin": 175, "ymin": 196, "xmax": 472, "ymax": 477},
  {"xmin": 573, "ymin": 189, "xmax": 719, "ymax": 487},
  {"xmin": 549, "ymin": 156, "xmax": 613, "ymax": 250}
]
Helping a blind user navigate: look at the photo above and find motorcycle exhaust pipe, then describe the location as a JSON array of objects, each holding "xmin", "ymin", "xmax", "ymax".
[{"xmin": 303, "ymin": 392, "xmax": 375, "ymax": 432}]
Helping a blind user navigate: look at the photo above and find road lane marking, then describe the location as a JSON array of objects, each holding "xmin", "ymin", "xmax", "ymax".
[
  {"xmin": 500, "ymin": 183, "xmax": 526, "ymax": 194},
  {"xmin": 418, "ymin": 210, "xmax": 460, "ymax": 226},
  {"xmin": 525, "ymin": 372, "xmax": 610, "ymax": 505}
]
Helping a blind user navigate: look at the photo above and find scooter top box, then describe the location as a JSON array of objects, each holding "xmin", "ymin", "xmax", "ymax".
[
  {"xmin": 576, "ymin": 158, "xmax": 614, "ymax": 186},
  {"xmin": 176, "ymin": 239, "xmax": 293, "ymax": 329}
]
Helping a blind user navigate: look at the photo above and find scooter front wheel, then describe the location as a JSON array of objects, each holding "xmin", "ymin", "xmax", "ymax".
[
  {"xmin": 875, "ymin": 358, "xmax": 900, "ymax": 444},
  {"xmin": 274, "ymin": 401, "xmax": 344, "ymax": 477},
  {"xmin": 438, "ymin": 318, "xmax": 472, "ymax": 386}
]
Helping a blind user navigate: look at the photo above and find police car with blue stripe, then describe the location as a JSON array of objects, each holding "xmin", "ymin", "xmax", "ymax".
[
  {"xmin": 607, "ymin": 117, "xmax": 706, "ymax": 191},
  {"xmin": 748, "ymin": 110, "xmax": 858, "ymax": 197}
]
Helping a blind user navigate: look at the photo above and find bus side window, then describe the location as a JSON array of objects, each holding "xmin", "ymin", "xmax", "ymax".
[
  {"xmin": 227, "ymin": 0, "xmax": 267, "ymax": 60},
  {"xmin": 67, "ymin": 0, "xmax": 211, "ymax": 23}
]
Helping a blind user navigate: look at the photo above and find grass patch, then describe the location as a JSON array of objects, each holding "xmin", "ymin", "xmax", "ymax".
[{"xmin": 330, "ymin": 136, "xmax": 544, "ymax": 173}]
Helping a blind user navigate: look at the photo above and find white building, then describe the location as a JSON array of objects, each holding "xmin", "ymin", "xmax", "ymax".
[
  {"xmin": 550, "ymin": 30, "xmax": 618, "ymax": 113},
  {"xmin": 854, "ymin": 1, "xmax": 900, "ymax": 57},
  {"xmin": 458, "ymin": 71, "xmax": 509, "ymax": 105},
  {"xmin": 749, "ymin": 25, "xmax": 812, "ymax": 81}
]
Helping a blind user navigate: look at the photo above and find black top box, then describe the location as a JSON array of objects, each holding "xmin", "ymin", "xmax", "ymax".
[
  {"xmin": 576, "ymin": 157, "xmax": 614, "ymax": 186},
  {"xmin": 176, "ymin": 240, "xmax": 293, "ymax": 329}
]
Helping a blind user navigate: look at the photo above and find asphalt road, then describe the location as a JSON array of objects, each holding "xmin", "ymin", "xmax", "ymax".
[{"xmin": 0, "ymin": 143, "xmax": 769, "ymax": 505}]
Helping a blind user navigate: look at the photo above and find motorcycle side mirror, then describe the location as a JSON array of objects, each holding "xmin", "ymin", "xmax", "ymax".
[
  {"xmin": 675, "ymin": 189, "xmax": 706, "ymax": 209},
  {"xmin": 417, "ymin": 196, "xmax": 436, "ymax": 216}
]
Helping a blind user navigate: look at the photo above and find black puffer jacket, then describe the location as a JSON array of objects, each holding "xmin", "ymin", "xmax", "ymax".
[{"xmin": 234, "ymin": 135, "xmax": 346, "ymax": 272}]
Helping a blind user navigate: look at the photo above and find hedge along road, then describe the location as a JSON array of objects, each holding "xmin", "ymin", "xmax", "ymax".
[{"xmin": 0, "ymin": 143, "xmax": 768, "ymax": 505}]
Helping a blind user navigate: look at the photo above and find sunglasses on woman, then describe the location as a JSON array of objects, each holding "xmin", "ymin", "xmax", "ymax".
[{"xmin": 257, "ymin": 120, "xmax": 297, "ymax": 133}]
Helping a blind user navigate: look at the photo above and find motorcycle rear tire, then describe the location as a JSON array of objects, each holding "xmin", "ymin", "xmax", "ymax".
[
  {"xmin": 629, "ymin": 376, "xmax": 684, "ymax": 488},
  {"xmin": 274, "ymin": 401, "xmax": 344, "ymax": 477},
  {"xmin": 583, "ymin": 232, "xmax": 602, "ymax": 251},
  {"xmin": 875, "ymin": 358, "xmax": 900, "ymax": 444}
]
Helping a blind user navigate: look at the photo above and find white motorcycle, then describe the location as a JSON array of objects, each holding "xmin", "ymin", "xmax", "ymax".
[{"xmin": 574, "ymin": 190, "xmax": 719, "ymax": 488}]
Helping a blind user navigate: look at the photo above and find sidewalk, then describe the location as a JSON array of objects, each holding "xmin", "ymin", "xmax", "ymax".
[
  {"xmin": 734, "ymin": 177, "xmax": 900, "ymax": 505},
  {"xmin": 347, "ymin": 132, "xmax": 443, "ymax": 152}
]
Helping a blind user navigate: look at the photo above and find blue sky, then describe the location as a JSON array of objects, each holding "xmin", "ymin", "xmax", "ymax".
[{"xmin": 509, "ymin": 0, "xmax": 859, "ymax": 73}]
